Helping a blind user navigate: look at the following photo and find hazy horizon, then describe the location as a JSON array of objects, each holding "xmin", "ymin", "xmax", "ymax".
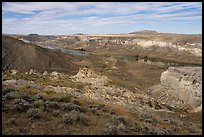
[{"xmin": 2, "ymin": 29, "xmax": 202, "ymax": 36}]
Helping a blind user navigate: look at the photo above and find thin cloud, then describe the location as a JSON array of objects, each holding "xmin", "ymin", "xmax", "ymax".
[{"xmin": 2, "ymin": 2, "xmax": 202, "ymax": 35}]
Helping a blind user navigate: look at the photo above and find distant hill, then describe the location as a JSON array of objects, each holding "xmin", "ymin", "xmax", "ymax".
[
  {"xmin": 28, "ymin": 34, "xmax": 39, "ymax": 36},
  {"xmin": 74, "ymin": 33, "xmax": 84, "ymax": 35},
  {"xmin": 2, "ymin": 36, "xmax": 79, "ymax": 74},
  {"xmin": 129, "ymin": 30, "xmax": 158, "ymax": 34}
]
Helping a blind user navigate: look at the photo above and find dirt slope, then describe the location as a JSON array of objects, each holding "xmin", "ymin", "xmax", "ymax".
[{"xmin": 2, "ymin": 36, "xmax": 79, "ymax": 75}]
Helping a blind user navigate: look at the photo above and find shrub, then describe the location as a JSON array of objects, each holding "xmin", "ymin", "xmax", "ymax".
[
  {"xmin": 53, "ymin": 93, "xmax": 71, "ymax": 103},
  {"xmin": 2, "ymin": 88, "xmax": 15, "ymax": 95},
  {"xmin": 63, "ymin": 110, "xmax": 85, "ymax": 124},
  {"xmin": 104, "ymin": 123, "xmax": 118, "ymax": 135},
  {"xmin": 27, "ymin": 108, "xmax": 41, "ymax": 119},
  {"xmin": 63, "ymin": 102, "xmax": 85, "ymax": 113},
  {"xmin": 13, "ymin": 99, "xmax": 30, "ymax": 112},
  {"xmin": 45, "ymin": 101, "xmax": 59, "ymax": 109},
  {"xmin": 34, "ymin": 100, "xmax": 44, "ymax": 109},
  {"xmin": 111, "ymin": 115, "xmax": 128, "ymax": 125},
  {"xmin": 130, "ymin": 121, "xmax": 142, "ymax": 133},
  {"xmin": 8, "ymin": 91, "xmax": 25, "ymax": 99},
  {"xmin": 69, "ymin": 110, "xmax": 85, "ymax": 121},
  {"xmin": 52, "ymin": 110, "xmax": 60, "ymax": 117},
  {"xmin": 32, "ymin": 94, "xmax": 43, "ymax": 101},
  {"xmin": 139, "ymin": 112, "xmax": 153, "ymax": 123},
  {"xmin": 63, "ymin": 113, "xmax": 72, "ymax": 124}
]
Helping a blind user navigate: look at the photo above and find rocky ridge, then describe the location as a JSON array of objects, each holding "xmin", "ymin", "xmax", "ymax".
[{"xmin": 13, "ymin": 32, "xmax": 202, "ymax": 58}]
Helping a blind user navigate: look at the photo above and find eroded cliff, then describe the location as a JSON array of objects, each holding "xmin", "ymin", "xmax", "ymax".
[{"xmin": 160, "ymin": 67, "xmax": 202, "ymax": 108}]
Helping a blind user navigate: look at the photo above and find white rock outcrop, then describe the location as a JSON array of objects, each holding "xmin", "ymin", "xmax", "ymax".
[
  {"xmin": 160, "ymin": 67, "xmax": 202, "ymax": 108},
  {"xmin": 78, "ymin": 36, "xmax": 202, "ymax": 56},
  {"xmin": 72, "ymin": 67, "xmax": 109, "ymax": 85}
]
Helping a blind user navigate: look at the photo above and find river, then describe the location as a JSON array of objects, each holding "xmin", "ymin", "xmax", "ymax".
[{"xmin": 47, "ymin": 45, "xmax": 88, "ymax": 56}]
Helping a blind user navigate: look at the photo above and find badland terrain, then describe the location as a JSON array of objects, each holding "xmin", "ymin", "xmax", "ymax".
[{"xmin": 2, "ymin": 30, "xmax": 202, "ymax": 135}]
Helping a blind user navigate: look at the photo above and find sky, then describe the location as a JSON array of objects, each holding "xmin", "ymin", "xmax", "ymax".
[{"xmin": 2, "ymin": 2, "xmax": 202, "ymax": 35}]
